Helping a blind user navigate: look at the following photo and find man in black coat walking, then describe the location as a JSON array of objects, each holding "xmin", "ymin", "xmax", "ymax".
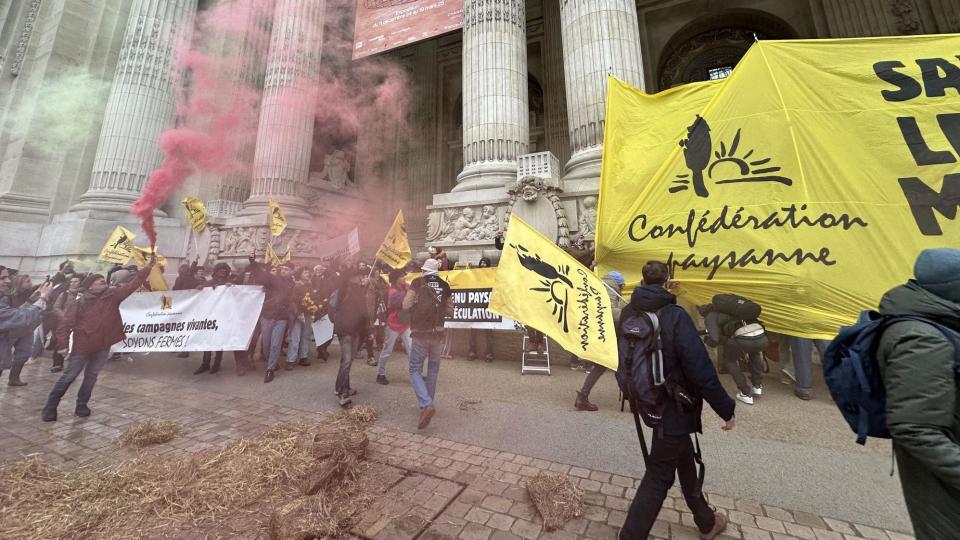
[{"xmin": 619, "ymin": 261, "xmax": 736, "ymax": 540}]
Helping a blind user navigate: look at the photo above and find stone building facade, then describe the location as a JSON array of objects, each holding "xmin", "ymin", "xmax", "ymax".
[{"xmin": 1, "ymin": 0, "xmax": 957, "ymax": 272}]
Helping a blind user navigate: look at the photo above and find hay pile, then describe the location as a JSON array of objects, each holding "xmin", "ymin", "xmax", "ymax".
[
  {"xmin": 117, "ymin": 420, "xmax": 182, "ymax": 447},
  {"xmin": 526, "ymin": 472, "xmax": 584, "ymax": 531},
  {"xmin": 0, "ymin": 405, "xmax": 382, "ymax": 540}
]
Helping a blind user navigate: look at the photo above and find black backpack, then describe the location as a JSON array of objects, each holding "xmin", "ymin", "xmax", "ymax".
[
  {"xmin": 407, "ymin": 280, "xmax": 444, "ymax": 332},
  {"xmin": 713, "ymin": 294, "xmax": 768, "ymax": 353},
  {"xmin": 712, "ymin": 294, "xmax": 762, "ymax": 322},
  {"xmin": 615, "ymin": 308, "xmax": 670, "ymax": 428}
]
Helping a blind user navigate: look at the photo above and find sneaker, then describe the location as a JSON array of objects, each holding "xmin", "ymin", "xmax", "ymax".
[
  {"xmin": 338, "ymin": 395, "xmax": 353, "ymax": 408},
  {"xmin": 41, "ymin": 409, "xmax": 57, "ymax": 422},
  {"xmin": 794, "ymin": 388, "xmax": 812, "ymax": 401},
  {"xmin": 418, "ymin": 404, "xmax": 436, "ymax": 429},
  {"xmin": 366, "ymin": 357, "xmax": 377, "ymax": 367},
  {"xmin": 736, "ymin": 392, "xmax": 754, "ymax": 405},
  {"xmin": 298, "ymin": 358, "xmax": 311, "ymax": 367},
  {"xmin": 284, "ymin": 362, "xmax": 295, "ymax": 371},
  {"xmin": 700, "ymin": 511, "xmax": 728, "ymax": 540},
  {"xmin": 263, "ymin": 369, "xmax": 275, "ymax": 383},
  {"xmin": 75, "ymin": 404, "xmax": 91, "ymax": 417},
  {"xmin": 376, "ymin": 374, "xmax": 389, "ymax": 385},
  {"xmin": 569, "ymin": 363, "xmax": 580, "ymax": 370},
  {"xmin": 780, "ymin": 368, "xmax": 796, "ymax": 383},
  {"xmin": 752, "ymin": 385, "xmax": 763, "ymax": 397}
]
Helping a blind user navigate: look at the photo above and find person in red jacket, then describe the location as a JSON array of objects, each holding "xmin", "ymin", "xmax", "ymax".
[{"xmin": 41, "ymin": 256, "xmax": 154, "ymax": 421}]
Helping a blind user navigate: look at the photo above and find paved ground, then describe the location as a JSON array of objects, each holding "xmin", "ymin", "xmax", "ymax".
[{"xmin": 0, "ymin": 341, "xmax": 913, "ymax": 538}]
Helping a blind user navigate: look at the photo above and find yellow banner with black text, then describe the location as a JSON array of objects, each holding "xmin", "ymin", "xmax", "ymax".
[{"xmin": 597, "ymin": 35, "xmax": 960, "ymax": 339}]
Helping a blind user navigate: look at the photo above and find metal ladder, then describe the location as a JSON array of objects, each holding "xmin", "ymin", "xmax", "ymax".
[{"xmin": 521, "ymin": 335, "xmax": 551, "ymax": 375}]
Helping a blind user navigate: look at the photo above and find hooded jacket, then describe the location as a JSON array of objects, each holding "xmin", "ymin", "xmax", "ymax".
[
  {"xmin": 0, "ymin": 299, "xmax": 43, "ymax": 370},
  {"xmin": 55, "ymin": 267, "xmax": 149, "ymax": 355},
  {"xmin": 877, "ymin": 281, "xmax": 960, "ymax": 538},
  {"xmin": 621, "ymin": 285, "xmax": 735, "ymax": 435}
]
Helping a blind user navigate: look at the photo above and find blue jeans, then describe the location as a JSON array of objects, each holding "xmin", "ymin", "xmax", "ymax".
[
  {"xmin": 43, "ymin": 349, "xmax": 110, "ymax": 411},
  {"xmin": 409, "ymin": 334, "xmax": 442, "ymax": 408},
  {"xmin": 336, "ymin": 333, "xmax": 355, "ymax": 397},
  {"xmin": 286, "ymin": 314, "xmax": 312, "ymax": 364},
  {"xmin": 260, "ymin": 318, "xmax": 288, "ymax": 371},
  {"xmin": 378, "ymin": 326, "xmax": 412, "ymax": 376},
  {"xmin": 789, "ymin": 337, "xmax": 830, "ymax": 392}
]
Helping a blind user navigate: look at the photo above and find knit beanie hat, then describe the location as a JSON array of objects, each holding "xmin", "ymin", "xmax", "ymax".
[
  {"xmin": 914, "ymin": 248, "xmax": 960, "ymax": 303},
  {"xmin": 605, "ymin": 271, "xmax": 626, "ymax": 288}
]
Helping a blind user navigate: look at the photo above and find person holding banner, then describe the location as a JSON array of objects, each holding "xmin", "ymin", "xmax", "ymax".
[
  {"xmin": 376, "ymin": 269, "xmax": 412, "ymax": 385},
  {"xmin": 248, "ymin": 260, "xmax": 291, "ymax": 383},
  {"xmin": 193, "ymin": 263, "xmax": 232, "ymax": 375},
  {"xmin": 42, "ymin": 256, "xmax": 155, "ymax": 422}
]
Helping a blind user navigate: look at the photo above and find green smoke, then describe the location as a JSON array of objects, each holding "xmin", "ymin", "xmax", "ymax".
[{"xmin": 7, "ymin": 66, "xmax": 110, "ymax": 151}]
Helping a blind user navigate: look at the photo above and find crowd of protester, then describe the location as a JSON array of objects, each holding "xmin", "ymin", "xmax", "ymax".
[{"xmin": 2, "ymin": 245, "xmax": 957, "ymax": 539}]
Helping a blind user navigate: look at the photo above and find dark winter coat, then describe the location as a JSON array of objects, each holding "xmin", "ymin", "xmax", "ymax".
[
  {"xmin": 877, "ymin": 281, "xmax": 960, "ymax": 538},
  {"xmin": 621, "ymin": 285, "xmax": 735, "ymax": 436},
  {"xmin": 248, "ymin": 263, "xmax": 290, "ymax": 320},
  {"xmin": 0, "ymin": 299, "xmax": 43, "ymax": 369},
  {"xmin": 55, "ymin": 267, "xmax": 150, "ymax": 355},
  {"xmin": 330, "ymin": 279, "xmax": 368, "ymax": 336}
]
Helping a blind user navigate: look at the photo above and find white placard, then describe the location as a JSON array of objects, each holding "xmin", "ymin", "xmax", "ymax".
[{"xmin": 311, "ymin": 315, "xmax": 334, "ymax": 345}]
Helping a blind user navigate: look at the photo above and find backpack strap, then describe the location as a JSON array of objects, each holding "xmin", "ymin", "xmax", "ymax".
[
  {"xmin": 693, "ymin": 433, "xmax": 706, "ymax": 493},
  {"xmin": 626, "ymin": 393, "xmax": 650, "ymax": 465}
]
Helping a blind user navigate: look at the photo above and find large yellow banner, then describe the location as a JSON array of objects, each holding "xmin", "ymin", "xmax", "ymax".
[
  {"xmin": 597, "ymin": 35, "xmax": 960, "ymax": 339},
  {"xmin": 490, "ymin": 215, "xmax": 618, "ymax": 369}
]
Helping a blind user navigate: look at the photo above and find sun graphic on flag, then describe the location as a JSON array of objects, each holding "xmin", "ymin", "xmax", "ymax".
[{"xmin": 671, "ymin": 124, "xmax": 793, "ymax": 197}]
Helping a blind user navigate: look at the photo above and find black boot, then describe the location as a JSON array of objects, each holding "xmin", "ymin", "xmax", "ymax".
[
  {"xmin": 75, "ymin": 404, "xmax": 91, "ymax": 417},
  {"xmin": 8, "ymin": 363, "xmax": 27, "ymax": 387},
  {"xmin": 42, "ymin": 407, "xmax": 57, "ymax": 422},
  {"xmin": 193, "ymin": 359, "xmax": 210, "ymax": 375},
  {"xmin": 51, "ymin": 353, "xmax": 64, "ymax": 373},
  {"xmin": 209, "ymin": 356, "xmax": 221, "ymax": 374}
]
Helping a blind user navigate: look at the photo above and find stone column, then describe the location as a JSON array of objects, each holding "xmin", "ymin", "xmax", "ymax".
[
  {"xmin": 73, "ymin": 0, "xmax": 197, "ymax": 213},
  {"xmin": 241, "ymin": 0, "xmax": 325, "ymax": 218},
  {"xmin": 455, "ymin": 0, "xmax": 529, "ymax": 192},
  {"xmin": 559, "ymin": 0, "xmax": 643, "ymax": 181}
]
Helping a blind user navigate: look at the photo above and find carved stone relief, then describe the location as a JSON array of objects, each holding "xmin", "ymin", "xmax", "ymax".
[
  {"xmin": 577, "ymin": 195, "xmax": 597, "ymax": 238},
  {"xmin": 425, "ymin": 204, "xmax": 503, "ymax": 243},
  {"xmin": 9, "ymin": 0, "xmax": 42, "ymax": 76},
  {"xmin": 889, "ymin": 0, "xmax": 921, "ymax": 34},
  {"xmin": 506, "ymin": 176, "xmax": 570, "ymax": 247}
]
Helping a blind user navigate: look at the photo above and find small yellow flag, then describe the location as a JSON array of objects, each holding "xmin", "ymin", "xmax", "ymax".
[
  {"xmin": 264, "ymin": 243, "xmax": 281, "ymax": 266},
  {"xmin": 98, "ymin": 226, "xmax": 137, "ymax": 265},
  {"xmin": 130, "ymin": 246, "xmax": 169, "ymax": 292},
  {"xmin": 376, "ymin": 210, "xmax": 412, "ymax": 269},
  {"xmin": 268, "ymin": 197, "xmax": 287, "ymax": 237},
  {"xmin": 182, "ymin": 196, "xmax": 208, "ymax": 234},
  {"xmin": 281, "ymin": 247, "xmax": 292, "ymax": 264},
  {"xmin": 489, "ymin": 215, "xmax": 618, "ymax": 370}
]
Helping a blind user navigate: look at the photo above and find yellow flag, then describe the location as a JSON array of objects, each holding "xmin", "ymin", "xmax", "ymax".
[
  {"xmin": 130, "ymin": 246, "xmax": 169, "ymax": 292},
  {"xmin": 268, "ymin": 197, "xmax": 287, "ymax": 237},
  {"xmin": 376, "ymin": 210, "xmax": 412, "ymax": 269},
  {"xmin": 264, "ymin": 243, "xmax": 281, "ymax": 266},
  {"xmin": 489, "ymin": 215, "xmax": 618, "ymax": 370},
  {"xmin": 597, "ymin": 35, "xmax": 960, "ymax": 339},
  {"xmin": 98, "ymin": 226, "xmax": 136, "ymax": 264},
  {"xmin": 182, "ymin": 196, "xmax": 208, "ymax": 234},
  {"xmin": 281, "ymin": 247, "xmax": 292, "ymax": 264}
]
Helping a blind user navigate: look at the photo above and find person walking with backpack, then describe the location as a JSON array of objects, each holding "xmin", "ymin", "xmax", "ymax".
[
  {"xmin": 574, "ymin": 271, "xmax": 627, "ymax": 411},
  {"xmin": 619, "ymin": 261, "xmax": 735, "ymax": 540},
  {"xmin": 700, "ymin": 294, "xmax": 768, "ymax": 405},
  {"xmin": 402, "ymin": 258, "xmax": 451, "ymax": 429},
  {"xmin": 875, "ymin": 248, "xmax": 960, "ymax": 538},
  {"xmin": 43, "ymin": 257, "xmax": 154, "ymax": 421}
]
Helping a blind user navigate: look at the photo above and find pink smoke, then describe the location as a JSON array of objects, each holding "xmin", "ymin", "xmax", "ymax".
[{"xmin": 132, "ymin": 0, "xmax": 412, "ymax": 247}]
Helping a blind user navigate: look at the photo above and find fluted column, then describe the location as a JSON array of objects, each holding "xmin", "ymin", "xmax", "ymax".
[
  {"xmin": 74, "ymin": 0, "xmax": 197, "ymax": 213},
  {"xmin": 559, "ymin": 0, "xmax": 643, "ymax": 181},
  {"xmin": 203, "ymin": 3, "xmax": 272, "ymax": 218},
  {"xmin": 455, "ymin": 0, "xmax": 528, "ymax": 192},
  {"xmin": 241, "ymin": 0, "xmax": 325, "ymax": 218}
]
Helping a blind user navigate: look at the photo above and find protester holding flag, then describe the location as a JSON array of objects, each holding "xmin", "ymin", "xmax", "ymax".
[
  {"xmin": 248, "ymin": 260, "xmax": 291, "ymax": 383},
  {"xmin": 376, "ymin": 269, "xmax": 412, "ymax": 385},
  {"xmin": 193, "ymin": 263, "xmax": 232, "ymax": 375},
  {"xmin": 403, "ymin": 258, "xmax": 451, "ymax": 429},
  {"xmin": 43, "ymin": 256, "xmax": 155, "ymax": 421},
  {"xmin": 574, "ymin": 271, "xmax": 627, "ymax": 412}
]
